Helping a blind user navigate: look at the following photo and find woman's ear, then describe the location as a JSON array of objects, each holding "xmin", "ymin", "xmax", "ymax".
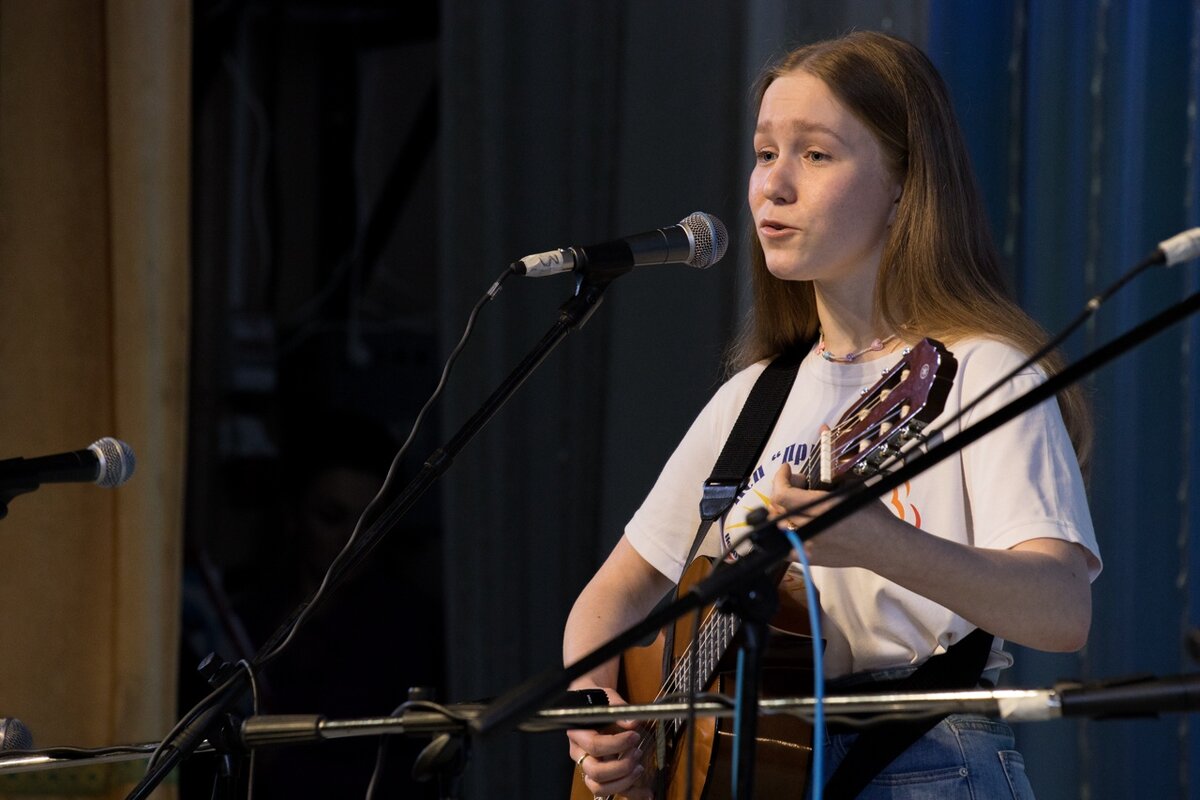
[{"xmin": 887, "ymin": 185, "xmax": 901, "ymax": 226}]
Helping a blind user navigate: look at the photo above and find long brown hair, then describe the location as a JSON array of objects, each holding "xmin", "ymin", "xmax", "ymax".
[{"xmin": 729, "ymin": 31, "xmax": 1092, "ymax": 468}]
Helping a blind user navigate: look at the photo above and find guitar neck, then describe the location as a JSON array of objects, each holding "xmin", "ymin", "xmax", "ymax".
[{"xmin": 669, "ymin": 608, "xmax": 741, "ymax": 698}]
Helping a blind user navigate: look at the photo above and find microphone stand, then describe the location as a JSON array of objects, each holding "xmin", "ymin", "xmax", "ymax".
[
  {"xmin": 470, "ymin": 288, "xmax": 1200, "ymax": 797},
  {"xmin": 720, "ymin": 526, "xmax": 781, "ymax": 799},
  {"xmin": 0, "ymin": 480, "xmax": 40, "ymax": 520},
  {"xmin": 125, "ymin": 268, "xmax": 629, "ymax": 799}
]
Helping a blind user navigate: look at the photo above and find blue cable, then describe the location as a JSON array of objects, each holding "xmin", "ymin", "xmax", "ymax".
[{"xmin": 785, "ymin": 530, "xmax": 824, "ymax": 800}]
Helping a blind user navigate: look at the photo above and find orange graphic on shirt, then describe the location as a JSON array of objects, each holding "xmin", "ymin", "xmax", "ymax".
[
  {"xmin": 725, "ymin": 487, "xmax": 775, "ymax": 535},
  {"xmin": 889, "ymin": 482, "xmax": 922, "ymax": 528}
]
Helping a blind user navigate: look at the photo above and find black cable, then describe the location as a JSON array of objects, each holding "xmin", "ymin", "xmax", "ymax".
[
  {"xmin": 363, "ymin": 700, "xmax": 475, "ymax": 799},
  {"xmin": 131, "ymin": 268, "xmax": 513, "ymax": 798},
  {"xmin": 258, "ymin": 266, "xmax": 515, "ymax": 668}
]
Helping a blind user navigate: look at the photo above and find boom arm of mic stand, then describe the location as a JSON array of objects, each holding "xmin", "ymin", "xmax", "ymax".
[
  {"xmin": 257, "ymin": 272, "xmax": 615, "ymax": 663},
  {"xmin": 472, "ymin": 289, "xmax": 1200, "ymax": 739},
  {"xmin": 124, "ymin": 274, "xmax": 617, "ymax": 799},
  {"xmin": 274, "ymin": 272, "xmax": 614, "ymax": 617},
  {"xmin": 234, "ymin": 675, "xmax": 1200, "ymax": 747},
  {"xmin": 19, "ymin": 677, "xmax": 1200, "ymax": 779}
]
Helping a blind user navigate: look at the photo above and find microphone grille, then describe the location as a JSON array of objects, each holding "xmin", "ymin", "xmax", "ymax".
[
  {"xmin": 90, "ymin": 437, "xmax": 136, "ymax": 488},
  {"xmin": 680, "ymin": 212, "xmax": 729, "ymax": 269},
  {"xmin": 0, "ymin": 717, "xmax": 33, "ymax": 751}
]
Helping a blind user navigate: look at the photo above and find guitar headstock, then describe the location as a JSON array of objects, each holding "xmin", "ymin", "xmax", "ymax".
[{"xmin": 806, "ymin": 338, "xmax": 957, "ymax": 489}]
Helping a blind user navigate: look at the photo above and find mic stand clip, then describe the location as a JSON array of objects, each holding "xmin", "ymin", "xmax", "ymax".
[{"xmin": 0, "ymin": 480, "xmax": 39, "ymax": 520}]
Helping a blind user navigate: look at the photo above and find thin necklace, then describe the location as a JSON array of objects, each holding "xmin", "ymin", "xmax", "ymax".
[{"xmin": 816, "ymin": 330, "xmax": 897, "ymax": 363}]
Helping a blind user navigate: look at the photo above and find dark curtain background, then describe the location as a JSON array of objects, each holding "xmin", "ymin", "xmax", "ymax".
[
  {"xmin": 186, "ymin": 1, "xmax": 1200, "ymax": 798},
  {"xmin": 929, "ymin": 2, "xmax": 1199, "ymax": 797}
]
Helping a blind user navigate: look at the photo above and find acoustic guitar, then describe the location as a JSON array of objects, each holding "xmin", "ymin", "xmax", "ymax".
[{"xmin": 570, "ymin": 338, "xmax": 957, "ymax": 800}]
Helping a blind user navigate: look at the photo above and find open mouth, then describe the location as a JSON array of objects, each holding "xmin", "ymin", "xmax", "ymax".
[{"xmin": 759, "ymin": 220, "xmax": 795, "ymax": 236}]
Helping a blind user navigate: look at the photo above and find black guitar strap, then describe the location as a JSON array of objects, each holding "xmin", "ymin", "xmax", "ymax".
[
  {"xmin": 699, "ymin": 345, "xmax": 808, "ymax": 538},
  {"xmin": 661, "ymin": 341, "xmax": 809, "ymax": 683},
  {"xmin": 823, "ymin": 626, "xmax": 995, "ymax": 798}
]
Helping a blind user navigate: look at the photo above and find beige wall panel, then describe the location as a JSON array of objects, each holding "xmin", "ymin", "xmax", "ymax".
[
  {"xmin": 0, "ymin": 1, "xmax": 189, "ymax": 795},
  {"xmin": 0, "ymin": 0, "xmax": 119, "ymax": 749}
]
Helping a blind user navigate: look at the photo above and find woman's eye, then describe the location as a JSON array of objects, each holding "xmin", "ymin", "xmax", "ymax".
[
  {"xmin": 755, "ymin": 149, "xmax": 777, "ymax": 164},
  {"xmin": 807, "ymin": 150, "xmax": 830, "ymax": 163}
]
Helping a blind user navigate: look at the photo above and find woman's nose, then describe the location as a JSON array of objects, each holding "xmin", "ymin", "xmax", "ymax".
[{"xmin": 758, "ymin": 160, "xmax": 795, "ymax": 204}]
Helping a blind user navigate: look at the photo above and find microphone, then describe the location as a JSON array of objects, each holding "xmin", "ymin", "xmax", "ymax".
[
  {"xmin": 0, "ymin": 717, "xmax": 33, "ymax": 751},
  {"xmin": 1157, "ymin": 227, "xmax": 1200, "ymax": 266},
  {"xmin": 512, "ymin": 212, "xmax": 729, "ymax": 277},
  {"xmin": 0, "ymin": 438, "xmax": 136, "ymax": 489}
]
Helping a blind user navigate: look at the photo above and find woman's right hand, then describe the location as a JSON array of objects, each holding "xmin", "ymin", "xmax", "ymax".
[
  {"xmin": 566, "ymin": 687, "xmax": 650, "ymax": 800},
  {"xmin": 563, "ymin": 538, "xmax": 673, "ymax": 798}
]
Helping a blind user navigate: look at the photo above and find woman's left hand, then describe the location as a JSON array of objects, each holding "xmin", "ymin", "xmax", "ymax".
[{"xmin": 770, "ymin": 463, "xmax": 894, "ymax": 569}]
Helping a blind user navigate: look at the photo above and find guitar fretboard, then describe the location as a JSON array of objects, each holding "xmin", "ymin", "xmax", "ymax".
[{"xmin": 663, "ymin": 606, "xmax": 740, "ymax": 740}]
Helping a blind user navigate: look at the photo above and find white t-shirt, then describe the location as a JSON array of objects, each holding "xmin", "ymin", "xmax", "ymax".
[{"xmin": 625, "ymin": 337, "xmax": 1101, "ymax": 679}]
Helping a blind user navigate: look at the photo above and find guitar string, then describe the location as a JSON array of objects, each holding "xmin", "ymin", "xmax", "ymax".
[
  {"xmin": 624, "ymin": 601, "xmax": 739, "ymax": 778},
  {"xmin": 803, "ymin": 405, "xmax": 891, "ymax": 486},
  {"xmin": 802, "ymin": 367, "xmax": 914, "ymax": 488},
  {"xmin": 655, "ymin": 606, "xmax": 727, "ymax": 736},
  {"xmin": 629, "ymin": 610, "xmax": 713, "ymax": 767},
  {"xmin": 805, "ymin": 409, "xmax": 901, "ymax": 486}
]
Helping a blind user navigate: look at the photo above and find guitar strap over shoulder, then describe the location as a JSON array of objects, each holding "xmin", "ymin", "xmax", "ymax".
[
  {"xmin": 687, "ymin": 341, "xmax": 809, "ymax": 570},
  {"xmin": 664, "ymin": 341, "xmax": 809, "ymax": 688}
]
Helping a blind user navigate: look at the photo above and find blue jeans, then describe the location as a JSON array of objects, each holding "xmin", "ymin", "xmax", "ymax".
[{"xmin": 819, "ymin": 714, "xmax": 1036, "ymax": 799}]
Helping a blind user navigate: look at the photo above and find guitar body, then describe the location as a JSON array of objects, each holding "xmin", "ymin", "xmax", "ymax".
[{"xmin": 570, "ymin": 559, "xmax": 815, "ymax": 799}]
